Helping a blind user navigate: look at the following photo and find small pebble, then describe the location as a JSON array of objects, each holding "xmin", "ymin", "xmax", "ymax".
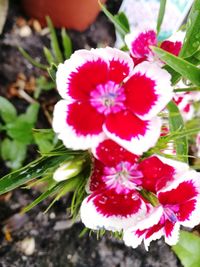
[{"xmin": 19, "ymin": 237, "xmax": 35, "ymax": 256}]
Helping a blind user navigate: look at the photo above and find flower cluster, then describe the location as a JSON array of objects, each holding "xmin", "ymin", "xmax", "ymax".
[{"xmin": 52, "ymin": 29, "xmax": 200, "ymax": 250}]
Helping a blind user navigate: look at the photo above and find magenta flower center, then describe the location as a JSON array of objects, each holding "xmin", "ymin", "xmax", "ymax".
[
  {"xmin": 90, "ymin": 81, "xmax": 126, "ymax": 115},
  {"xmin": 103, "ymin": 161, "xmax": 143, "ymax": 194}
]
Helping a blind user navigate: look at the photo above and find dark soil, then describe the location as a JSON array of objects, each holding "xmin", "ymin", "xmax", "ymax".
[{"xmin": 0, "ymin": 1, "xmax": 182, "ymax": 266}]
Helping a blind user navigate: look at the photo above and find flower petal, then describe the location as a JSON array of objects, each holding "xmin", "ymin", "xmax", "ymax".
[
  {"xmin": 92, "ymin": 139, "xmax": 139, "ymax": 166},
  {"xmin": 123, "ymin": 207, "xmax": 164, "ymax": 250},
  {"xmin": 94, "ymin": 47, "xmax": 134, "ymax": 83},
  {"xmin": 160, "ymin": 40, "xmax": 182, "ymax": 56},
  {"xmin": 104, "ymin": 110, "xmax": 161, "ymax": 155},
  {"xmin": 52, "ymin": 100, "xmax": 105, "ymax": 150},
  {"xmin": 56, "ymin": 49, "xmax": 108, "ymax": 100},
  {"xmin": 164, "ymin": 222, "xmax": 180, "ymax": 246},
  {"xmin": 80, "ymin": 190, "xmax": 147, "ymax": 231},
  {"xmin": 124, "ymin": 62, "xmax": 173, "ymax": 120},
  {"xmin": 138, "ymin": 156, "xmax": 175, "ymax": 193},
  {"xmin": 125, "ymin": 30, "xmax": 157, "ymax": 59}
]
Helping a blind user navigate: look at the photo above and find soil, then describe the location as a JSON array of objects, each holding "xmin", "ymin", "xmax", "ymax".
[{"xmin": 0, "ymin": 1, "xmax": 182, "ymax": 266}]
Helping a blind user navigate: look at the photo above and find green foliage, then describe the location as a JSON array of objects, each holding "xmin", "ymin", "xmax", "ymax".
[
  {"xmin": 33, "ymin": 129, "xmax": 57, "ymax": 154},
  {"xmin": 172, "ymin": 231, "xmax": 200, "ymax": 267},
  {"xmin": 0, "ymin": 99, "xmax": 39, "ymax": 169},
  {"xmin": 156, "ymin": 0, "xmax": 166, "ymax": 35},
  {"xmin": 152, "ymin": 47, "xmax": 200, "ymax": 87},
  {"xmin": 98, "ymin": 1, "xmax": 129, "ymax": 38},
  {"xmin": 61, "ymin": 28, "xmax": 72, "ymax": 59},
  {"xmin": 0, "ymin": 96, "xmax": 17, "ymax": 123},
  {"xmin": 180, "ymin": 0, "xmax": 200, "ymax": 58},
  {"xmin": 167, "ymin": 101, "xmax": 188, "ymax": 163},
  {"xmin": 34, "ymin": 76, "xmax": 55, "ymax": 99}
]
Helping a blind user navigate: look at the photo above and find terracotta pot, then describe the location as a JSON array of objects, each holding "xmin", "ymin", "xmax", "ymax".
[{"xmin": 21, "ymin": 0, "xmax": 107, "ymax": 31}]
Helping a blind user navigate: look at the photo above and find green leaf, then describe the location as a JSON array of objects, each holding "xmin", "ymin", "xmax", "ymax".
[
  {"xmin": 180, "ymin": 0, "xmax": 200, "ymax": 58},
  {"xmin": 152, "ymin": 46, "xmax": 200, "ymax": 87},
  {"xmin": 156, "ymin": 0, "xmax": 166, "ymax": 35},
  {"xmin": 22, "ymin": 180, "xmax": 64, "ymax": 213},
  {"xmin": 43, "ymin": 46, "xmax": 55, "ymax": 65},
  {"xmin": 35, "ymin": 77, "xmax": 55, "ymax": 99},
  {"xmin": 98, "ymin": 1, "xmax": 128, "ymax": 38},
  {"xmin": 114, "ymin": 12, "xmax": 130, "ymax": 33},
  {"xmin": 0, "ymin": 154, "xmax": 74, "ymax": 195},
  {"xmin": 47, "ymin": 63, "xmax": 57, "ymax": 82},
  {"xmin": 167, "ymin": 101, "xmax": 188, "ymax": 163},
  {"xmin": 18, "ymin": 47, "xmax": 48, "ymax": 70},
  {"xmin": 172, "ymin": 231, "xmax": 200, "ymax": 267},
  {"xmin": 61, "ymin": 28, "xmax": 72, "ymax": 59},
  {"xmin": 33, "ymin": 129, "xmax": 57, "ymax": 153},
  {"xmin": 5, "ymin": 103, "xmax": 39, "ymax": 145},
  {"xmin": 46, "ymin": 16, "xmax": 63, "ymax": 63},
  {"xmin": 20, "ymin": 103, "xmax": 40, "ymax": 125},
  {"xmin": 1, "ymin": 139, "xmax": 27, "ymax": 169},
  {"xmin": 0, "ymin": 96, "xmax": 17, "ymax": 123}
]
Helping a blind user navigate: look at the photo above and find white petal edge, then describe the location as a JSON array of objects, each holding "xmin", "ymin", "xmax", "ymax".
[
  {"xmin": 52, "ymin": 100, "xmax": 106, "ymax": 150},
  {"xmin": 93, "ymin": 46, "xmax": 134, "ymax": 76},
  {"xmin": 103, "ymin": 116, "xmax": 162, "ymax": 155},
  {"xmin": 132, "ymin": 61, "xmax": 173, "ymax": 120},
  {"xmin": 80, "ymin": 196, "xmax": 147, "ymax": 232},
  {"xmin": 164, "ymin": 223, "xmax": 180, "ymax": 246},
  {"xmin": 56, "ymin": 49, "xmax": 108, "ymax": 100}
]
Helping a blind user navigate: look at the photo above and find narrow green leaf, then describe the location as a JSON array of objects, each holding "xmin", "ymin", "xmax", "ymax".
[
  {"xmin": 47, "ymin": 63, "xmax": 57, "ymax": 82},
  {"xmin": 43, "ymin": 46, "xmax": 55, "ymax": 65},
  {"xmin": 152, "ymin": 46, "xmax": 200, "ymax": 87},
  {"xmin": 156, "ymin": 0, "xmax": 166, "ymax": 35},
  {"xmin": 180, "ymin": 0, "xmax": 200, "ymax": 58},
  {"xmin": 18, "ymin": 47, "xmax": 48, "ymax": 70},
  {"xmin": 167, "ymin": 101, "xmax": 188, "ymax": 162},
  {"xmin": 44, "ymin": 176, "xmax": 80, "ymax": 213},
  {"xmin": 98, "ymin": 1, "xmax": 128, "ymax": 38},
  {"xmin": 114, "ymin": 12, "xmax": 130, "ymax": 33},
  {"xmin": 22, "ymin": 181, "xmax": 65, "ymax": 213},
  {"xmin": 174, "ymin": 87, "xmax": 200, "ymax": 93},
  {"xmin": 172, "ymin": 230, "xmax": 200, "ymax": 267},
  {"xmin": 0, "ymin": 154, "xmax": 73, "ymax": 195},
  {"xmin": 61, "ymin": 28, "xmax": 72, "ymax": 59},
  {"xmin": 46, "ymin": 16, "xmax": 63, "ymax": 63},
  {"xmin": 0, "ymin": 96, "xmax": 17, "ymax": 123}
]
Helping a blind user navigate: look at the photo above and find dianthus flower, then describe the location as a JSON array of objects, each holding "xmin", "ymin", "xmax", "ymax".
[
  {"xmin": 125, "ymin": 29, "xmax": 183, "ymax": 65},
  {"xmin": 80, "ymin": 139, "xmax": 196, "ymax": 233},
  {"xmin": 80, "ymin": 139, "xmax": 147, "ymax": 231},
  {"xmin": 124, "ymin": 157, "xmax": 200, "ymax": 250},
  {"xmin": 53, "ymin": 47, "xmax": 173, "ymax": 154}
]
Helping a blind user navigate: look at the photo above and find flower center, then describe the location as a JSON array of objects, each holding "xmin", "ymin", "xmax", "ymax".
[
  {"xmin": 90, "ymin": 81, "xmax": 126, "ymax": 115},
  {"xmin": 103, "ymin": 161, "xmax": 143, "ymax": 194},
  {"xmin": 163, "ymin": 204, "xmax": 179, "ymax": 223}
]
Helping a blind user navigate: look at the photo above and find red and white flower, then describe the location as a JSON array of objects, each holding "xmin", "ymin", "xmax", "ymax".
[
  {"xmin": 80, "ymin": 139, "xmax": 147, "ymax": 231},
  {"xmin": 125, "ymin": 29, "xmax": 183, "ymax": 65},
  {"xmin": 124, "ymin": 158, "xmax": 200, "ymax": 250},
  {"xmin": 53, "ymin": 47, "xmax": 173, "ymax": 154}
]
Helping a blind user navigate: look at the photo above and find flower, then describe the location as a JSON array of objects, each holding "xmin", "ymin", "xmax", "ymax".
[
  {"xmin": 80, "ymin": 139, "xmax": 147, "ymax": 231},
  {"xmin": 125, "ymin": 29, "xmax": 183, "ymax": 65},
  {"xmin": 123, "ymin": 158, "xmax": 200, "ymax": 250},
  {"xmin": 53, "ymin": 47, "xmax": 173, "ymax": 155}
]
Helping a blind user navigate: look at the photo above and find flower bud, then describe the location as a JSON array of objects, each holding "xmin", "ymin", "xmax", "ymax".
[{"xmin": 53, "ymin": 158, "xmax": 84, "ymax": 182}]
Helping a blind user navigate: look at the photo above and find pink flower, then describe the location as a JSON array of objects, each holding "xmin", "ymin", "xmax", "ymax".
[
  {"xmin": 124, "ymin": 158, "xmax": 200, "ymax": 250},
  {"xmin": 80, "ymin": 139, "xmax": 147, "ymax": 231},
  {"xmin": 53, "ymin": 47, "xmax": 173, "ymax": 154},
  {"xmin": 125, "ymin": 29, "xmax": 182, "ymax": 64}
]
